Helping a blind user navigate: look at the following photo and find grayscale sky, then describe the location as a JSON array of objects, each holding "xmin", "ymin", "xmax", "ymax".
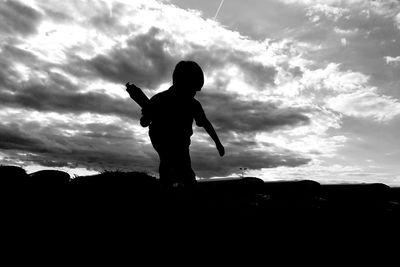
[{"xmin": 1, "ymin": 0, "xmax": 400, "ymax": 185}]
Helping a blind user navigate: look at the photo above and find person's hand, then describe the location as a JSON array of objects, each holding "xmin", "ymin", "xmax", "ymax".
[
  {"xmin": 125, "ymin": 82, "xmax": 138, "ymax": 95},
  {"xmin": 140, "ymin": 116, "xmax": 151, "ymax": 127},
  {"xmin": 140, "ymin": 108, "xmax": 151, "ymax": 127},
  {"xmin": 216, "ymin": 143, "xmax": 225, "ymax": 157}
]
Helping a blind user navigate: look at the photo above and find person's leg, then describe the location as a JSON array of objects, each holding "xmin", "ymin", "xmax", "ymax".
[
  {"xmin": 151, "ymin": 135, "xmax": 196, "ymax": 187},
  {"xmin": 151, "ymin": 136, "xmax": 174, "ymax": 187},
  {"xmin": 158, "ymin": 145, "xmax": 195, "ymax": 187},
  {"xmin": 175, "ymin": 145, "xmax": 196, "ymax": 186},
  {"xmin": 157, "ymin": 149, "xmax": 176, "ymax": 188}
]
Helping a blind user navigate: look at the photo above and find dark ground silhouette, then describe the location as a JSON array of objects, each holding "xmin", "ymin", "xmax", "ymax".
[
  {"xmin": 2, "ymin": 164, "xmax": 400, "ymax": 254},
  {"xmin": 1, "ymin": 165, "xmax": 399, "ymax": 221}
]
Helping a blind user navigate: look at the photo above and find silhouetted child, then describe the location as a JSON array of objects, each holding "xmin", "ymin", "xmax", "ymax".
[{"xmin": 127, "ymin": 61, "xmax": 225, "ymax": 188}]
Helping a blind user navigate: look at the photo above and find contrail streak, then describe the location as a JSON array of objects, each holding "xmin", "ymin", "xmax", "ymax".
[{"xmin": 213, "ymin": 0, "xmax": 225, "ymax": 20}]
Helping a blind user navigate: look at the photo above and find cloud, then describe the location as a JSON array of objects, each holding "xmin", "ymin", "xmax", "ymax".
[
  {"xmin": 197, "ymin": 91, "xmax": 311, "ymax": 134},
  {"xmin": 334, "ymin": 27, "xmax": 359, "ymax": 35},
  {"xmin": 0, "ymin": 112, "xmax": 156, "ymax": 173},
  {"xmin": 189, "ymin": 132, "xmax": 312, "ymax": 178},
  {"xmin": 293, "ymin": 63, "xmax": 400, "ymax": 122},
  {"xmin": 280, "ymin": 0, "xmax": 357, "ymax": 4},
  {"xmin": 40, "ymin": 6, "xmax": 73, "ymax": 23},
  {"xmin": 306, "ymin": 4, "xmax": 349, "ymax": 23},
  {"xmin": 0, "ymin": 83, "xmax": 140, "ymax": 119},
  {"xmin": 0, "ymin": 0, "xmax": 337, "ymax": 177},
  {"xmin": 0, "ymin": 122, "xmax": 46, "ymax": 152},
  {"xmin": 279, "ymin": 0, "xmax": 394, "ymax": 9},
  {"xmin": 0, "ymin": 0, "xmax": 42, "ymax": 37},
  {"xmin": 0, "ymin": 106, "xmax": 313, "ymax": 178},
  {"xmin": 1, "ymin": 0, "xmax": 398, "ymax": 181},
  {"xmin": 0, "ymin": 49, "xmax": 140, "ymax": 120},
  {"xmin": 0, "ymin": 38, "xmax": 143, "ymax": 119},
  {"xmin": 300, "ymin": 63, "xmax": 370, "ymax": 93},
  {"xmin": 77, "ymin": 26, "xmax": 278, "ymax": 91},
  {"xmin": 385, "ymin": 56, "xmax": 400, "ymax": 66},
  {"xmin": 396, "ymin": 12, "xmax": 400, "ymax": 30},
  {"xmin": 187, "ymin": 47, "xmax": 277, "ymax": 89},
  {"xmin": 192, "ymin": 144, "xmax": 310, "ymax": 178},
  {"xmin": 326, "ymin": 88, "xmax": 400, "ymax": 122},
  {"xmin": 166, "ymin": 0, "xmax": 400, "ymax": 182},
  {"xmin": 83, "ymin": 27, "xmax": 177, "ymax": 90}
]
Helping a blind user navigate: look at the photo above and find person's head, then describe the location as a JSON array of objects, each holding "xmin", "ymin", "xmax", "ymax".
[{"xmin": 172, "ymin": 61, "xmax": 204, "ymax": 97}]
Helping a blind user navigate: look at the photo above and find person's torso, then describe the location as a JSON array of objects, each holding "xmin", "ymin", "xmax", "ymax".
[{"xmin": 149, "ymin": 88, "xmax": 199, "ymax": 141}]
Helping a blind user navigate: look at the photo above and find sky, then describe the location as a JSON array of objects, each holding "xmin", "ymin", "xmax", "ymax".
[{"xmin": 0, "ymin": 0, "xmax": 400, "ymax": 185}]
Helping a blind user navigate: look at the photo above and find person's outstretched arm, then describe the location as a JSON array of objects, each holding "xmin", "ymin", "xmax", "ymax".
[
  {"xmin": 202, "ymin": 119, "xmax": 225, "ymax": 157},
  {"xmin": 126, "ymin": 82, "xmax": 152, "ymax": 127}
]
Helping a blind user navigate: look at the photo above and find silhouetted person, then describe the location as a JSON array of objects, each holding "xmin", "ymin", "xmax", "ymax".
[{"xmin": 127, "ymin": 61, "xmax": 225, "ymax": 188}]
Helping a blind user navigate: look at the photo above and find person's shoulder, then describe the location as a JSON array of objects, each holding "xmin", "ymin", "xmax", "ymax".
[{"xmin": 150, "ymin": 89, "xmax": 170, "ymax": 101}]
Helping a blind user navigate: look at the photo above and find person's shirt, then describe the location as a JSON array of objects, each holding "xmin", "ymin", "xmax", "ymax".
[{"xmin": 142, "ymin": 86, "xmax": 207, "ymax": 142}]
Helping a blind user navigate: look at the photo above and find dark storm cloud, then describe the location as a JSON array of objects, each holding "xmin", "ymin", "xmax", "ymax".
[
  {"xmin": 0, "ymin": 24, "xmax": 309, "ymax": 177},
  {"xmin": 0, "ymin": 83, "xmax": 140, "ymax": 119},
  {"xmin": 0, "ymin": 68, "xmax": 141, "ymax": 119},
  {"xmin": 18, "ymin": 146, "xmax": 155, "ymax": 172},
  {"xmin": 83, "ymin": 27, "xmax": 177, "ymax": 90},
  {"xmin": 2, "ymin": 143, "xmax": 155, "ymax": 172},
  {"xmin": 197, "ymin": 91, "xmax": 311, "ymax": 133},
  {"xmin": 0, "ymin": 45, "xmax": 141, "ymax": 120},
  {"xmin": 0, "ymin": 120, "xmax": 157, "ymax": 172},
  {"xmin": 0, "ymin": 113, "xmax": 311, "ymax": 178},
  {"xmin": 1, "ymin": 115, "xmax": 310, "ymax": 177},
  {"xmin": 80, "ymin": 123, "xmax": 137, "ymax": 140},
  {"xmin": 75, "ymin": 27, "xmax": 276, "ymax": 91},
  {"xmin": 0, "ymin": 0, "xmax": 42, "ymax": 36},
  {"xmin": 0, "ymin": 25, "xmax": 300, "ymax": 135},
  {"xmin": 191, "ymin": 137, "xmax": 311, "ymax": 178},
  {"xmin": 0, "ymin": 123, "xmax": 46, "ymax": 152},
  {"xmin": 0, "ymin": 3, "xmax": 311, "ymax": 177}
]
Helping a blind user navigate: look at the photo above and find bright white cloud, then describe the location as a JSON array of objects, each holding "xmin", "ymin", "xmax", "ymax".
[
  {"xmin": 306, "ymin": 4, "xmax": 349, "ymax": 22},
  {"xmin": 385, "ymin": 56, "xmax": 400, "ymax": 66},
  {"xmin": 334, "ymin": 27, "xmax": 359, "ymax": 35},
  {"xmin": 300, "ymin": 63, "xmax": 369, "ymax": 93},
  {"xmin": 326, "ymin": 88, "xmax": 400, "ymax": 122},
  {"xmin": 396, "ymin": 13, "xmax": 400, "ymax": 29},
  {"xmin": 280, "ymin": 62, "xmax": 400, "ymax": 122}
]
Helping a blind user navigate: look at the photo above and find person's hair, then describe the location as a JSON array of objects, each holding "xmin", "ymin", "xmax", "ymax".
[{"xmin": 172, "ymin": 61, "xmax": 204, "ymax": 90}]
